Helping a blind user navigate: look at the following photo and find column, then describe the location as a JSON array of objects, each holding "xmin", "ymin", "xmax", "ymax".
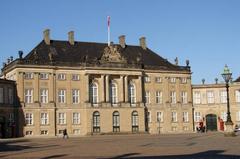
[
  {"xmin": 100, "ymin": 75, "xmax": 105, "ymax": 103},
  {"xmin": 85, "ymin": 74, "xmax": 89, "ymax": 102},
  {"xmin": 124, "ymin": 75, "xmax": 128, "ymax": 102},
  {"xmin": 119, "ymin": 75, "xmax": 124, "ymax": 103},
  {"xmin": 49, "ymin": 73, "xmax": 54, "ymax": 103},
  {"xmin": 18, "ymin": 72, "xmax": 24, "ymax": 102},
  {"xmin": 105, "ymin": 75, "xmax": 109, "ymax": 102},
  {"xmin": 138, "ymin": 76, "xmax": 143, "ymax": 103},
  {"xmin": 34, "ymin": 72, "xmax": 39, "ymax": 103}
]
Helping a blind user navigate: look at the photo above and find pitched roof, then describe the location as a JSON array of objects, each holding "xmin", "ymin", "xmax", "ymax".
[
  {"xmin": 235, "ymin": 76, "xmax": 240, "ymax": 82},
  {"xmin": 19, "ymin": 40, "xmax": 190, "ymax": 71}
]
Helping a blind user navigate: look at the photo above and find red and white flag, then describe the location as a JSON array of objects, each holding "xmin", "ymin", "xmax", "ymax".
[{"xmin": 107, "ymin": 16, "xmax": 110, "ymax": 28}]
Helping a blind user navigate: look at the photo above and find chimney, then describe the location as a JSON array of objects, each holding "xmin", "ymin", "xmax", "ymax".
[
  {"xmin": 68, "ymin": 31, "xmax": 74, "ymax": 45},
  {"xmin": 43, "ymin": 29, "xmax": 50, "ymax": 45},
  {"xmin": 139, "ymin": 37, "xmax": 147, "ymax": 50},
  {"xmin": 18, "ymin": 50, "xmax": 23, "ymax": 59},
  {"xmin": 119, "ymin": 35, "xmax": 126, "ymax": 48}
]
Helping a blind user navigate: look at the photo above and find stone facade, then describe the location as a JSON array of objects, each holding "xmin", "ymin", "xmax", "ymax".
[
  {"xmin": 1, "ymin": 30, "xmax": 193, "ymax": 137},
  {"xmin": 192, "ymin": 81, "xmax": 240, "ymax": 131}
]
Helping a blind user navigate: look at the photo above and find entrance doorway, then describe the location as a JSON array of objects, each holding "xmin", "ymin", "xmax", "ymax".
[
  {"xmin": 206, "ymin": 114, "xmax": 217, "ymax": 131},
  {"xmin": 0, "ymin": 116, "xmax": 6, "ymax": 138}
]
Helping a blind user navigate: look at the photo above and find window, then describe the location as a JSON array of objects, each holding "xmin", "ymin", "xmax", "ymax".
[
  {"xmin": 40, "ymin": 130, "xmax": 48, "ymax": 135},
  {"xmin": 90, "ymin": 83, "xmax": 98, "ymax": 104},
  {"xmin": 0, "ymin": 87, "xmax": 3, "ymax": 103},
  {"xmin": 147, "ymin": 111, "xmax": 151, "ymax": 123},
  {"xmin": 72, "ymin": 89, "xmax": 80, "ymax": 104},
  {"xmin": 220, "ymin": 91, "xmax": 227, "ymax": 103},
  {"xmin": 157, "ymin": 112, "xmax": 163, "ymax": 122},
  {"xmin": 25, "ymin": 89, "xmax": 33, "ymax": 103},
  {"xmin": 145, "ymin": 91, "xmax": 150, "ymax": 104},
  {"xmin": 221, "ymin": 112, "xmax": 227, "ymax": 122},
  {"xmin": 24, "ymin": 72, "xmax": 33, "ymax": 79},
  {"xmin": 110, "ymin": 83, "xmax": 118, "ymax": 105},
  {"xmin": 207, "ymin": 91, "xmax": 214, "ymax": 104},
  {"xmin": 183, "ymin": 112, "xmax": 189, "ymax": 122},
  {"xmin": 236, "ymin": 111, "xmax": 240, "ymax": 121},
  {"xmin": 181, "ymin": 91, "xmax": 188, "ymax": 104},
  {"xmin": 93, "ymin": 111, "xmax": 100, "ymax": 133},
  {"xmin": 144, "ymin": 76, "xmax": 150, "ymax": 83},
  {"xmin": 193, "ymin": 91, "xmax": 201, "ymax": 104},
  {"xmin": 72, "ymin": 74, "xmax": 80, "ymax": 81},
  {"xmin": 40, "ymin": 89, "xmax": 48, "ymax": 103},
  {"xmin": 25, "ymin": 113, "xmax": 33, "ymax": 125},
  {"xmin": 58, "ymin": 113, "xmax": 66, "ymax": 124},
  {"xmin": 113, "ymin": 111, "xmax": 120, "ymax": 132},
  {"xmin": 171, "ymin": 112, "xmax": 177, "ymax": 122},
  {"xmin": 73, "ymin": 129, "xmax": 80, "ymax": 135},
  {"xmin": 170, "ymin": 77, "xmax": 176, "ymax": 83},
  {"xmin": 132, "ymin": 111, "xmax": 139, "ymax": 132},
  {"xmin": 129, "ymin": 83, "xmax": 136, "ymax": 105},
  {"xmin": 72, "ymin": 112, "xmax": 80, "ymax": 124},
  {"xmin": 236, "ymin": 90, "xmax": 240, "ymax": 103},
  {"xmin": 170, "ymin": 91, "xmax": 176, "ymax": 104},
  {"xmin": 156, "ymin": 91, "xmax": 163, "ymax": 104},
  {"xmin": 58, "ymin": 89, "xmax": 66, "ymax": 103},
  {"xmin": 57, "ymin": 73, "xmax": 66, "ymax": 80},
  {"xmin": 9, "ymin": 113, "xmax": 14, "ymax": 123},
  {"xmin": 40, "ymin": 113, "xmax": 48, "ymax": 125},
  {"xmin": 155, "ymin": 77, "xmax": 162, "ymax": 83},
  {"xmin": 181, "ymin": 77, "xmax": 187, "ymax": 84},
  {"xmin": 26, "ymin": 131, "xmax": 33, "ymax": 135},
  {"xmin": 194, "ymin": 112, "xmax": 201, "ymax": 122},
  {"xmin": 8, "ymin": 88, "xmax": 14, "ymax": 104},
  {"xmin": 40, "ymin": 73, "xmax": 48, "ymax": 80}
]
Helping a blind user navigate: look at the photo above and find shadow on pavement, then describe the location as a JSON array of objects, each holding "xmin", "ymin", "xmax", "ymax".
[
  {"xmin": 102, "ymin": 150, "xmax": 240, "ymax": 159},
  {"xmin": 40, "ymin": 154, "xmax": 68, "ymax": 159}
]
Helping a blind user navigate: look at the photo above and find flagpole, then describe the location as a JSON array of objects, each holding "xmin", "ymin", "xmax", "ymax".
[{"xmin": 107, "ymin": 16, "xmax": 110, "ymax": 46}]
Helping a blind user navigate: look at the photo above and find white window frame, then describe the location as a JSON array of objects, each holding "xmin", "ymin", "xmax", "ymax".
[
  {"xmin": 40, "ymin": 89, "xmax": 48, "ymax": 103},
  {"xmin": 72, "ymin": 112, "xmax": 80, "ymax": 124},
  {"xmin": 40, "ymin": 113, "xmax": 49, "ymax": 125},
  {"xmin": 24, "ymin": 72, "xmax": 33, "ymax": 79},
  {"xmin": 181, "ymin": 91, "xmax": 188, "ymax": 104},
  {"xmin": 170, "ymin": 91, "xmax": 176, "ymax": 104},
  {"xmin": 57, "ymin": 73, "xmax": 66, "ymax": 80},
  {"xmin": 193, "ymin": 91, "xmax": 201, "ymax": 104},
  {"xmin": 58, "ymin": 113, "xmax": 66, "ymax": 125},
  {"xmin": 72, "ymin": 74, "xmax": 80, "ymax": 81},
  {"xmin": 220, "ymin": 91, "xmax": 227, "ymax": 103},
  {"xmin": 221, "ymin": 112, "xmax": 227, "ymax": 122},
  {"xmin": 235, "ymin": 90, "xmax": 240, "ymax": 103},
  {"xmin": 157, "ymin": 112, "xmax": 163, "ymax": 122},
  {"xmin": 144, "ymin": 76, "xmax": 151, "ymax": 83},
  {"xmin": 25, "ymin": 89, "xmax": 33, "ymax": 103},
  {"xmin": 129, "ymin": 83, "xmax": 136, "ymax": 105},
  {"xmin": 170, "ymin": 77, "xmax": 176, "ymax": 83},
  {"xmin": 58, "ymin": 89, "xmax": 66, "ymax": 103},
  {"xmin": 155, "ymin": 77, "xmax": 162, "ymax": 83},
  {"xmin": 25, "ymin": 113, "xmax": 33, "ymax": 125},
  {"xmin": 110, "ymin": 83, "xmax": 118, "ymax": 105},
  {"xmin": 183, "ymin": 112, "xmax": 189, "ymax": 122},
  {"xmin": 145, "ymin": 91, "xmax": 150, "ymax": 104},
  {"xmin": 156, "ymin": 91, "xmax": 163, "ymax": 104},
  {"xmin": 194, "ymin": 112, "xmax": 201, "ymax": 122},
  {"xmin": 40, "ymin": 73, "xmax": 48, "ymax": 80},
  {"xmin": 90, "ymin": 83, "xmax": 98, "ymax": 104},
  {"xmin": 181, "ymin": 77, "xmax": 187, "ymax": 84},
  {"xmin": 207, "ymin": 91, "xmax": 215, "ymax": 104},
  {"xmin": 147, "ymin": 111, "xmax": 151, "ymax": 123},
  {"xmin": 72, "ymin": 89, "xmax": 80, "ymax": 104},
  {"xmin": 171, "ymin": 112, "xmax": 177, "ymax": 122}
]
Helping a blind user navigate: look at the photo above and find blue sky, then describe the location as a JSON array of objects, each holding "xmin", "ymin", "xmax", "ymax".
[{"xmin": 0, "ymin": 0, "xmax": 240, "ymax": 84}]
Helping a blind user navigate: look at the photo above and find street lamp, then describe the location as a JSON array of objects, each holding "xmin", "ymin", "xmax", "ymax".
[{"xmin": 221, "ymin": 65, "xmax": 235, "ymax": 136}]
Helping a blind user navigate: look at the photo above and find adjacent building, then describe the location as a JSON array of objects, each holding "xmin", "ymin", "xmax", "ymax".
[
  {"xmin": 0, "ymin": 79, "xmax": 19, "ymax": 138},
  {"xmin": 192, "ymin": 80, "xmax": 240, "ymax": 131},
  {"xmin": 1, "ymin": 29, "xmax": 193, "ymax": 137}
]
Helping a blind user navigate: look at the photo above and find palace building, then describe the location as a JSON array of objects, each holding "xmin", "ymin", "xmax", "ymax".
[
  {"xmin": 192, "ymin": 79, "xmax": 240, "ymax": 131},
  {"xmin": 1, "ymin": 29, "xmax": 193, "ymax": 137}
]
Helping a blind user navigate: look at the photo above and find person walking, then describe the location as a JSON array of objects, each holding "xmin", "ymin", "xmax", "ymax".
[{"xmin": 63, "ymin": 128, "xmax": 69, "ymax": 139}]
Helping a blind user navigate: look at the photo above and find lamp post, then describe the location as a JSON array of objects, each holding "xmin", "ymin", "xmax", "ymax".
[{"xmin": 221, "ymin": 65, "xmax": 235, "ymax": 136}]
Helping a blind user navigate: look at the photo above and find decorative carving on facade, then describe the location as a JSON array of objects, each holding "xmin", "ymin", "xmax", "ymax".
[{"xmin": 100, "ymin": 45, "xmax": 127, "ymax": 63}]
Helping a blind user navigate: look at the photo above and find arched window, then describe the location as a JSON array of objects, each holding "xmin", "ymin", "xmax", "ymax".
[
  {"xmin": 113, "ymin": 111, "xmax": 120, "ymax": 132},
  {"xmin": 132, "ymin": 111, "xmax": 139, "ymax": 132},
  {"xmin": 90, "ymin": 83, "xmax": 98, "ymax": 105},
  {"xmin": 93, "ymin": 111, "xmax": 100, "ymax": 133},
  {"xmin": 129, "ymin": 83, "xmax": 136, "ymax": 105},
  {"xmin": 110, "ymin": 82, "xmax": 118, "ymax": 105}
]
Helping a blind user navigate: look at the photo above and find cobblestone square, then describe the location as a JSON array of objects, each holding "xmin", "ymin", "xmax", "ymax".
[{"xmin": 1, "ymin": 132, "xmax": 240, "ymax": 159}]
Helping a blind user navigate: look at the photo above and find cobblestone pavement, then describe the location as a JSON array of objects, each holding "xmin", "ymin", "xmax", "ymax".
[{"xmin": 0, "ymin": 132, "xmax": 240, "ymax": 159}]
